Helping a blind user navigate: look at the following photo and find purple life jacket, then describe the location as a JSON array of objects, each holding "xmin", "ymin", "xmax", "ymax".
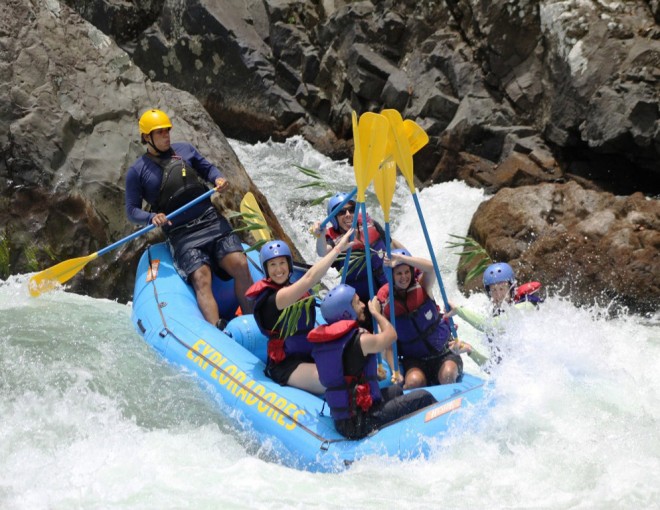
[
  {"xmin": 308, "ymin": 320, "xmax": 382, "ymax": 420},
  {"xmin": 378, "ymin": 282, "xmax": 450, "ymax": 359}
]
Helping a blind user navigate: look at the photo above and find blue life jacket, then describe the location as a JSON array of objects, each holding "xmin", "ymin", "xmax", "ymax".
[
  {"xmin": 245, "ymin": 279, "xmax": 315, "ymax": 362},
  {"xmin": 377, "ymin": 281, "xmax": 450, "ymax": 359},
  {"xmin": 308, "ymin": 320, "xmax": 382, "ymax": 420}
]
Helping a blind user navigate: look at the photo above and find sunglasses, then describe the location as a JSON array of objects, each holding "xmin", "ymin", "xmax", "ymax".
[{"xmin": 336, "ymin": 205, "xmax": 356, "ymax": 217}]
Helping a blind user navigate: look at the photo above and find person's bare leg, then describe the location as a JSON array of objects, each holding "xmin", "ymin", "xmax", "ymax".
[
  {"xmin": 438, "ymin": 360, "xmax": 459, "ymax": 385},
  {"xmin": 287, "ymin": 363, "xmax": 325, "ymax": 395},
  {"xmin": 219, "ymin": 252, "xmax": 254, "ymax": 314},
  {"xmin": 403, "ymin": 367, "xmax": 427, "ymax": 389},
  {"xmin": 190, "ymin": 265, "xmax": 220, "ymax": 325}
]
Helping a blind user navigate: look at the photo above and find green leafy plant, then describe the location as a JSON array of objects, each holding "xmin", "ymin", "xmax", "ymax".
[
  {"xmin": 25, "ymin": 243, "xmax": 40, "ymax": 272},
  {"xmin": 335, "ymin": 251, "xmax": 368, "ymax": 278},
  {"xmin": 0, "ymin": 233, "xmax": 10, "ymax": 279},
  {"xmin": 227, "ymin": 210, "xmax": 270, "ymax": 253},
  {"xmin": 446, "ymin": 234, "xmax": 492, "ymax": 283},
  {"xmin": 292, "ymin": 164, "xmax": 333, "ymax": 205},
  {"xmin": 273, "ymin": 295, "xmax": 317, "ymax": 338}
]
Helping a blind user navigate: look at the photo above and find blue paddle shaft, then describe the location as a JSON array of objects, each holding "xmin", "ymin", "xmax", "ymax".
[
  {"xmin": 384, "ymin": 222, "xmax": 400, "ymax": 373},
  {"xmin": 319, "ymin": 187, "xmax": 357, "ymax": 229},
  {"xmin": 98, "ymin": 188, "xmax": 216, "ymax": 257},
  {"xmin": 411, "ymin": 192, "xmax": 458, "ymax": 338}
]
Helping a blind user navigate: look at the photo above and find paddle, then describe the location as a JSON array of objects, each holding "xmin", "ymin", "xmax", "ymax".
[
  {"xmin": 28, "ymin": 187, "xmax": 218, "ymax": 297},
  {"xmin": 380, "ymin": 109, "xmax": 458, "ymax": 338},
  {"xmin": 403, "ymin": 119, "xmax": 429, "ymax": 155},
  {"xmin": 373, "ymin": 153, "xmax": 401, "ymax": 378},
  {"xmin": 240, "ymin": 192, "xmax": 272, "ymax": 242},
  {"xmin": 341, "ymin": 112, "xmax": 389, "ymax": 301},
  {"xmin": 317, "ymin": 121, "xmax": 426, "ymax": 234}
]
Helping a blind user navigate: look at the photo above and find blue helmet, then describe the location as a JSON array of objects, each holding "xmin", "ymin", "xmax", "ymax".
[
  {"xmin": 327, "ymin": 192, "xmax": 355, "ymax": 229},
  {"xmin": 259, "ymin": 240, "xmax": 292, "ymax": 278},
  {"xmin": 321, "ymin": 284, "xmax": 358, "ymax": 323},
  {"xmin": 390, "ymin": 248, "xmax": 412, "ymax": 268},
  {"xmin": 483, "ymin": 262, "xmax": 516, "ymax": 293}
]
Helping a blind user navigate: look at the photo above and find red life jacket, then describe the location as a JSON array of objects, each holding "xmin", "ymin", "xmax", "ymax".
[
  {"xmin": 377, "ymin": 281, "xmax": 449, "ymax": 358},
  {"xmin": 514, "ymin": 281, "xmax": 543, "ymax": 304},
  {"xmin": 377, "ymin": 281, "xmax": 428, "ymax": 317},
  {"xmin": 326, "ymin": 213, "xmax": 381, "ymax": 250},
  {"xmin": 245, "ymin": 278, "xmax": 282, "ymax": 300}
]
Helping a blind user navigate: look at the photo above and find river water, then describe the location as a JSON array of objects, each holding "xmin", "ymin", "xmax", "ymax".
[{"xmin": 1, "ymin": 137, "xmax": 658, "ymax": 509}]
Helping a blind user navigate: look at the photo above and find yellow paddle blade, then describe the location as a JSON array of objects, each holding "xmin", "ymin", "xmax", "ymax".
[
  {"xmin": 373, "ymin": 159, "xmax": 397, "ymax": 222},
  {"xmin": 381, "ymin": 109, "xmax": 415, "ymax": 193},
  {"xmin": 355, "ymin": 112, "xmax": 389, "ymax": 201},
  {"xmin": 403, "ymin": 119, "xmax": 429, "ymax": 155},
  {"xmin": 28, "ymin": 252, "xmax": 99, "ymax": 297},
  {"xmin": 240, "ymin": 192, "xmax": 272, "ymax": 242},
  {"xmin": 351, "ymin": 110, "xmax": 361, "ymax": 174}
]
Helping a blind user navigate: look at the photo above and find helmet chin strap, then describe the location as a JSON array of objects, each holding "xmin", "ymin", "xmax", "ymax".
[{"xmin": 146, "ymin": 133, "xmax": 168, "ymax": 155}]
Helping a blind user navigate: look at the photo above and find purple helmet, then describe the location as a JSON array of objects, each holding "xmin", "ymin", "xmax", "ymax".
[
  {"xmin": 259, "ymin": 240, "xmax": 292, "ymax": 278},
  {"xmin": 483, "ymin": 262, "xmax": 516, "ymax": 294},
  {"xmin": 327, "ymin": 192, "xmax": 355, "ymax": 230},
  {"xmin": 321, "ymin": 284, "xmax": 358, "ymax": 323}
]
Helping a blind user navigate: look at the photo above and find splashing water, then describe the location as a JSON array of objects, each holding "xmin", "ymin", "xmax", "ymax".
[{"xmin": 1, "ymin": 136, "xmax": 658, "ymax": 509}]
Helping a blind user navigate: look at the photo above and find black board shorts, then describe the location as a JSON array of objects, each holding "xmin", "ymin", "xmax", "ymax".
[
  {"xmin": 167, "ymin": 208, "xmax": 244, "ymax": 281},
  {"xmin": 264, "ymin": 352, "xmax": 315, "ymax": 386},
  {"xmin": 402, "ymin": 350, "xmax": 464, "ymax": 385}
]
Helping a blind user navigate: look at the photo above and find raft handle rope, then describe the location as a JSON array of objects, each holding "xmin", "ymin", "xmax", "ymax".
[{"xmin": 144, "ymin": 247, "xmax": 352, "ymax": 447}]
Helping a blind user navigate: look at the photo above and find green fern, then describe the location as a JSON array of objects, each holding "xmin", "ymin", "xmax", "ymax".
[
  {"xmin": 292, "ymin": 164, "xmax": 334, "ymax": 205},
  {"xmin": 0, "ymin": 232, "xmax": 10, "ymax": 279},
  {"xmin": 446, "ymin": 234, "xmax": 492, "ymax": 283},
  {"xmin": 273, "ymin": 295, "xmax": 317, "ymax": 338},
  {"xmin": 25, "ymin": 244, "xmax": 40, "ymax": 272},
  {"xmin": 336, "ymin": 250, "xmax": 368, "ymax": 278}
]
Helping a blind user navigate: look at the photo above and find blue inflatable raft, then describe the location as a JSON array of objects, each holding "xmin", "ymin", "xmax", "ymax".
[{"xmin": 131, "ymin": 242, "xmax": 489, "ymax": 472}]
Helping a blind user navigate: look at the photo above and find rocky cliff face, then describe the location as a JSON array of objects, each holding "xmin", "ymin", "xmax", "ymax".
[
  {"xmin": 460, "ymin": 182, "xmax": 659, "ymax": 314},
  {"xmin": 0, "ymin": 0, "xmax": 293, "ymax": 301},
  {"xmin": 1, "ymin": 0, "xmax": 658, "ymax": 313},
  {"xmin": 67, "ymin": 0, "xmax": 659, "ymax": 194}
]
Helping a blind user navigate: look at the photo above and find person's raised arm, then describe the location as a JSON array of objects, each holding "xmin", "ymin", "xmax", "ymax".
[
  {"xmin": 311, "ymin": 220, "xmax": 333, "ymax": 257},
  {"xmin": 384, "ymin": 252, "xmax": 437, "ymax": 293},
  {"xmin": 358, "ymin": 297, "xmax": 397, "ymax": 354},
  {"xmin": 274, "ymin": 228, "xmax": 354, "ymax": 310}
]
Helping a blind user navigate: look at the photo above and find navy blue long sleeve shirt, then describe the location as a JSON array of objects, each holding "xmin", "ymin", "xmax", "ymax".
[{"xmin": 125, "ymin": 142, "xmax": 224, "ymax": 226}]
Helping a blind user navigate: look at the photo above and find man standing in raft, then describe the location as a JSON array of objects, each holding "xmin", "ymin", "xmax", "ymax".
[
  {"xmin": 308, "ymin": 284, "xmax": 437, "ymax": 439},
  {"xmin": 246, "ymin": 230, "xmax": 354, "ymax": 395},
  {"xmin": 125, "ymin": 109, "xmax": 253, "ymax": 327}
]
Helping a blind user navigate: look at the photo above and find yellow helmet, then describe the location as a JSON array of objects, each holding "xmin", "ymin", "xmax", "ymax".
[{"xmin": 139, "ymin": 109, "xmax": 173, "ymax": 135}]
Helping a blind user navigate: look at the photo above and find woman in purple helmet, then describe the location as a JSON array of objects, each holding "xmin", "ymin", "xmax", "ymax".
[
  {"xmin": 376, "ymin": 249, "xmax": 463, "ymax": 388},
  {"xmin": 245, "ymin": 229, "xmax": 353, "ymax": 394}
]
